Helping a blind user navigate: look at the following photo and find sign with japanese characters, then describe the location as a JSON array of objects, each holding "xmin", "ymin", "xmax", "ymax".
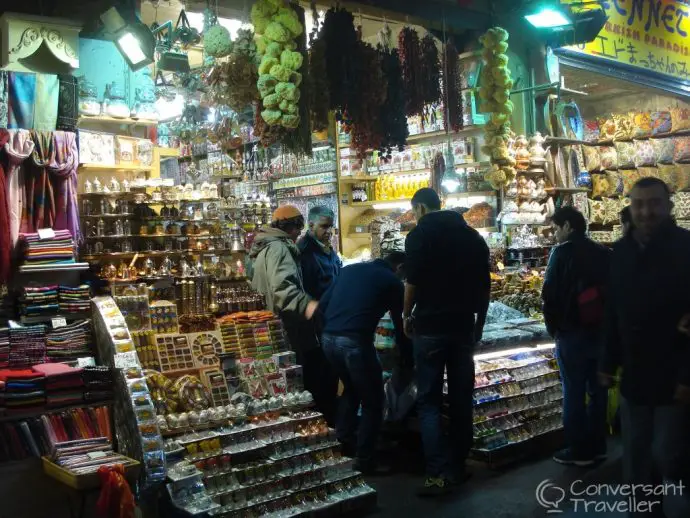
[{"xmin": 564, "ymin": 0, "xmax": 690, "ymax": 83}]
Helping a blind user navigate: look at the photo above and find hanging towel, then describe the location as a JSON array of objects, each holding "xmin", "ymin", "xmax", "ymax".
[
  {"xmin": 0, "ymin": 130, "xmax": 10, "ymax": 283},
  {"xmin": 4, "ymin": 129, "xmax": 34, "ymax": 246},
  {"xmin": 24, "ymin": 131, "xmax": 55, "ymax": 233},
  {"xmin": 33, "ymin": 75, "xmax": 59, "ymax": 131},
  {"xmin": 49, "ymin": 131, "xmax": 80, "ymax": 242},
  {"xmin": 56, "ymin": 75, "xmax": 79, "ymax": 132},
  {"xmin": 0, "ymin": 71, "xmax": 8, "ymax": 128},
  {"xmin": 7, "ymin": 72, "xmax": 36, "ymax": 129}
]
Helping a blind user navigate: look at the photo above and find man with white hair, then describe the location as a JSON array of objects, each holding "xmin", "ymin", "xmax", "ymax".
[{"xmin": 297, "ymin": 205, "xmax": 341, "ymax": 424}]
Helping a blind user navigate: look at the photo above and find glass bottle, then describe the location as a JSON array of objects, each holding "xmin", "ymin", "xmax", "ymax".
[
  {"xmin": 96, "ymin": 218, "xmax": 105, "ymax": 236},
  {"xmin": 114, "ymin": 219, "xmax": 124, "ymax": 236},
  {"xmin": 123, "ymin": 220, "xmax": 132, "ymax": 236}
]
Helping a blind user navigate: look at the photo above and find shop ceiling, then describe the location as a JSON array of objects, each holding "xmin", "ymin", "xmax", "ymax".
[{"xmin": 0, "ymin": 0, "xmax": 494, "ymax": 39}]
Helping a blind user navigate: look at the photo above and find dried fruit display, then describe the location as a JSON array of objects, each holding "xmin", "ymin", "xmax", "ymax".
[
  {"xmin": 399, "ymin": 27, "xmax": 424, "ymax": 117},
  {"xmin": 420, "ymin": 33, "xmax": 441, "ymax": 110},
  {"xmin": 443, "ymin": 42, "xmax": 463, "ymax": 133},
  {"xmin": 377, "ymin": 35, "xmax": 408, "ymax": 159}
]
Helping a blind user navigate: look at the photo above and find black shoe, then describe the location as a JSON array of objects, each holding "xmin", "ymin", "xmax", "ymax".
[
  {"xmin": 447, "ymin": 470, "xmax": 472, "ymax": 486},
  {"xmin": 417, "ymin": 477, "xmax": 452, "ymax": 498},
  {"xmin": 354, "ymin": 460, "xmax": 392, "ymax": 476},
  {"xmin": 553, "ymin": 448, "xmax": 595, "ymax": 467}
]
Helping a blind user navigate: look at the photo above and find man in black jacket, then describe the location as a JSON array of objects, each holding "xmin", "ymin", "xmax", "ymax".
[
  {"xmin": 319, "ymin": 252, "xmax": 409, "ymax": 474},
  {"xmin": 542, "ymin": 206, "xmax": 611, "ymax": 467},
  {"xmin": 403, "ymin": 188, "xmax": 490, "ymax": 496},
  {"xmin": 600, "ymin": 177, "xmax": 690, "ymax": 518}
]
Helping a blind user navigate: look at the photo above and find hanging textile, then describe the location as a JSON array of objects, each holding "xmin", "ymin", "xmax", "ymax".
[
  {"xmin": 0, "ymin": 130, "xmax": 11, "ymax": 282},
  {"xmin": 56, "ymin": 75, "xmax": 79, "ymax": 132},
  {"xmin": 4, "ymin": 129, "xmax": 34, "ymax": 246},
  {"xmin": 96, "ymin": 464, "xmax": 136, "ymax": 518},
  {"xmin": 49, "ymin": 131, "xmax": 80, "ymax": 242},
  {"xmin": 0, "ymin": 71, "xmax": 8, "ymax": 128},
  {"xmin": 24, "ymin": 131, "xmax": 55, "ymax": 233},
  {"xmin": 8, "ymin": 72, "xmax": 59, "ymax": 131}
]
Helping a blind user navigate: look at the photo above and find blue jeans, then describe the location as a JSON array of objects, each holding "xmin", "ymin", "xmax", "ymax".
[
  {"xmin": 414, "ymin": 333, "xmax": 474, "ymax": 478},
  {"xmin": 321, "ymin": 334, "xmax": 383, "ymax": 465},
  {"xmin": 621, "ymin": 397, "xmax": 690, "ymax": 518},
  {"xmin": 556, "ymin": 330, "xmax": 608, "ymax": 458}
]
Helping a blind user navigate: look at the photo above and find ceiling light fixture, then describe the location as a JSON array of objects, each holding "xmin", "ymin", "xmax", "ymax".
[
  {"xmin": 101, "ymin": 7, "xmax": 155, "ymax": 71},
  {"xmin": 525, "ymin": 7, "xmax": 571, "ymax": 28}
]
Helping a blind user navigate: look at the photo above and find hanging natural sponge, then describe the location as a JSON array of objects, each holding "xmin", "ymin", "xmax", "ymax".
[
  {"xmin": 280, "ymin": 50, "xmax": 303, "ymax": 71},
  {"xmin": 276, "ymin": 8, "xmax": 303, "ymax": 37},
  {"xmin": 265, "ymin": 22, "xmax": 291, "ymax": 43},
  {"xmin": 204, "ymin": 24, "xmax": 232, "ymax": 57}
]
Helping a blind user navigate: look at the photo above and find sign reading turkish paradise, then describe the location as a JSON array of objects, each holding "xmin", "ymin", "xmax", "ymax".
[{"xmin": 564, "ymin": 0, "xmax": 690, "ymax": 82}]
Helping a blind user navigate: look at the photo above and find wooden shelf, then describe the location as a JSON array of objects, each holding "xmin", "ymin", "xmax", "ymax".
[
  {"xmin": 545, "ymin": 187, "xmax": 589, "ymax": 193},
  {"xmin": 350, "ymin": 199, "xmax": 412, "ymax": 208},
  {"xmin": 158, "ymin": 147, "xmax": 180, "ymax": 158},
  {"xmin": 407, "ymin": 126, "xmax": 484, "ymax": 142},
  {"xmin": 446, "ymin": 190, "xmax": 497, "ymax": 198},
  {"xmin": 0, "ymin": 400, "xmax": 112, "ymax": 423},
  {"xmin": 78, "ymin": 115, "xmax": 158, "ymax": 127},
  {"xmin": 19, "ymin": 263, "xmax": 90, "ymax": 273},
  {"xmin": 79, "ymin": 163, "xmax": 153, "ymax": 172},
  {"xmin": 20, "ymin": 313, "xmax": 90, "ymax": 324}
]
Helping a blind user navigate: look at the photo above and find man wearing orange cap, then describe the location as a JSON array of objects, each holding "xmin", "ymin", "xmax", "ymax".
[{"xmin": 251, "ymin": 205, "xmax": 331, "ymax": 413}]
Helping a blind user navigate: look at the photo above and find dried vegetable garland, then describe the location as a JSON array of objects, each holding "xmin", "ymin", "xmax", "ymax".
[
  {"xmin": 420, "ymin": 33, "xmax": 441, "ymax": 112},
  {"xmin": 320, "ymin": 7, "xmax": 359, "ymax": 119},
  {"xmin": 308, "ymin": 5, "xmax": 329, "ymax": 132},
  {"xmin": 478, "ymin": 27, "xmax": 516, "ymax": 189},
  {"xmin": 344, "ymin": 41, "xmax": 387, "ymax": 159},
  {"xmin": 251, "ymin": 0, "xmax": 304, "ymax": 129},
  {"xmin": 398, "ymin": 27, "xmax": 424, "ymax": 117},
  {"xmin": 377, "ymin": 45, "xmax": 408, "ymax": 159},
  {"xmin": 443, "ymin": 42, "xmax": 463, "ymax": 133}
]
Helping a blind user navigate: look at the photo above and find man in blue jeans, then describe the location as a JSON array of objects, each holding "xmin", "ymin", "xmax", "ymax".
[
  {"xmin": 319, "ymin": 252, "xmax": 409, "ymax": 474},
  {"xmin": 403, "ymin": 188, "xmax": 490, "ymax": 497},
  {"xmin": 542, "ymin": 206, "xmax": 611, "ymax": 467}
]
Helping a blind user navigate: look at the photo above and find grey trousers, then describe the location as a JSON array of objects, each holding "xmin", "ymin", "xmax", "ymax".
[{"xmin": 621, "ymin": 397, "xmax": 690, "ymax": 518}]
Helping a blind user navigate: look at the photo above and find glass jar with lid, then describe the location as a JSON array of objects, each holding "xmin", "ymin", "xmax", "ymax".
[
  {"xmin": 103, "ymin": 82, "xmax": 130, "ymax": 119},
  {"xmin": 79, "ymin": 78, "xmax": 101, "ymax": 116}
]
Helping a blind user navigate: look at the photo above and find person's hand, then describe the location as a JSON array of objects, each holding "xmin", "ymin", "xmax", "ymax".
[
  {"xmin": 305, "ymin": 300, "xmax": 319, "ymax": 320},
  {"xmin": 598, "ymin": 372, "xmax": 616, "ymax": 388},
  {"xmin": 678, "ymin": 314, "xmax": 690, "ymax": 337},
  {"xmin": 674, "ymin": 384, "xmax": 690, "ymax": 404},
  {"xmin": 403, "ymin": 318, "xmax": 414, "ymax": 339}
]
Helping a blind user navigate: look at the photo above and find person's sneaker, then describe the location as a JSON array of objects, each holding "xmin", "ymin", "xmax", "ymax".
[
  {"xmin": 417, "ymin": 477, "xmax": 452, "ymax": 497},
  {"xmin": 447, "ymin": 470, "xmax": 472, "ymax": 486},
  {"xmin": 553, "ymin": 448, "xmax": 596, "ymax": 467}
]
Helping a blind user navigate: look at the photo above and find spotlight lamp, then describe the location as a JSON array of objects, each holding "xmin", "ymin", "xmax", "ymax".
[
  {"xmin": 101, "ymin": 7, "xmax": 155, "ymax": 71},
  {"xmin": 524, "ymin": 1, "xmax": 608, "ymax": 46}
]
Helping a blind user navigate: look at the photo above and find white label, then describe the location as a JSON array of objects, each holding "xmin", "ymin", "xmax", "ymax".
[
  {"xmin": 51, "ymin": 317, "xmax": 67, "ymax": 329},
  {"xmin": 37, "ymin": 228, "xmax": 56, "ymax": 240},
  {"xmin": 114, "ymin": 351, "xmax": 141, "ymax": 369},
  {"xmin": 77, "ymin": 357, "xmax": 96, "ymax": 367},
  {"xmin": 87, "ymin": 451, "xmax": 107, "ymax": 460}
]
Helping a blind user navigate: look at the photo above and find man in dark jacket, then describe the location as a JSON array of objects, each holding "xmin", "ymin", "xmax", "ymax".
[
  {"xmin": 319, "ymin": 251, "xmax": 409, "ymax": 474},
  {"xmin": 542, "ymin": 206, "xmax": 611, "ymax": 467},
  {"xmin": 403, "ymin": 188, "xmax": 490, "ymax": 496},
  {"xmin": 298, "ymin": 206, "xmax": 342, "ymax": 300},
  {"xmin": 600, "ymin": 177, "xmax": 690, "ymax": 518}
]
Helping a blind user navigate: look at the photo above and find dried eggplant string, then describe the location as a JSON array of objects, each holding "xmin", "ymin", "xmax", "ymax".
[
  {"xmin": 420, "ymin": 32, "xmax": 441, "ymax": 124},
  {"xmin": 377, "ymin": 40, "xmax": 408, "ymax": 160},
  {"xmin": 308, "ymin": 3, "xmax": 329, "ymax": 132},
  {"xmin": 443, "ymin": 41, "xmax": 463, "ymax": 132}
]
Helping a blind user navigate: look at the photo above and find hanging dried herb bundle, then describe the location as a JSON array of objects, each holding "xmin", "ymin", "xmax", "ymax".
[
  {"xmin": 281, "ymin": 3, "xmax": 312, "ymax": 156},
  {"xmin": 344, "ymin": 41, "xmax": 387, "ymax": 159},
  {"xmin": 398, "ymin": 27, "xmax": 424, "ymax": 117},
  {"xmin": 254, "ymin": 101, "xmax": 284, "ymax": 147},
  {"xmin": 308, "ymin": 6, "xmax": 329, "ymax": 132},
  {"xmin": 377, "ymin": 46, "xmax": 409, "ymax": 159},
  {"xmin": 320, "ymin": 7, "xmax": 358, "ymax": 118},
  {"xmin": 225, "ymin": 53, "xmax": 259, "ymax": 113},
  {"xmin": 443, "ymin": 42, "xmax": 464, "ymax": 132},
  {"xmin": 420, "ymin": 33, "xmax": 441, "ymax": 109}
]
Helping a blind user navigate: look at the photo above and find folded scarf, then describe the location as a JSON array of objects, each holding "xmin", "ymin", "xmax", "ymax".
[{"xmin": 4, "ymin": 130, "xmax": 34, "ymax": 246}]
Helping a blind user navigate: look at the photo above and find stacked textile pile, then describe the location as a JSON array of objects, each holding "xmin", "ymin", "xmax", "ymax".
[
  {"xmin": 18, "ymin": 229, "xmax": 75, "ymax": 265},
  {"xmin": 45, "ymin": 319, "xmax": 92, "ymax": 362},
  {"xmin": 58, "ymin": 284, "xmax": 91, "ymax": 314},
  {"xmin": 0, "ymin": 405, "xmax": 111, "ymax": 461},
  {"xmin": 19, "ymin": 285, "xmax": 59, "ymax": 316},
  {"xmin": 82, "ymin": 367, "xmax": 114, "ymax": 402},
  {"xmin": 0, "ymin": 328, "xmax": 9, "ymax": 368},
  {"xmin": 9, "ymin": 325, "xmax": 46, "ymax": 368},
  {"xmin": 32, "ymin": 363, "xmax": 84, "ymax": 407},
  {"xmin": 0, "ymin": 369, "xmax": 46, "ymax": 414}
]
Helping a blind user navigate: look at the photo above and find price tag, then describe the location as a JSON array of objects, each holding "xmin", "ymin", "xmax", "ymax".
[
  {"xmin": 51, "ymin": 317, "xmax": 67, "ymax": 329},
  {"xmin": 87, "ymin": 451, "xmax": 107, "ymax": 460},
  {"xmin": 37, "ymin": 228, "xmax": 55, "ymax": 240},
  {"xmin": 497, "ymin": 261, "xmax": 505, "ymax": 271},
  {"xmin": 114, "ymin": 351, "xmax": 141, "ymax": 369},
  {"xmin": 77, "ymin": 356, "xmax": 96, "ymax": 367}
]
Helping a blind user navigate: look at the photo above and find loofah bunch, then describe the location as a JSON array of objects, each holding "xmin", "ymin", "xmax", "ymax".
[
  {"xmin": 479, "ymin": 27, "xmax": 516, "ymax": 190},
  {"xmin": 204, "ymin": 24, "xmax": 233, "ymax": 57},
  {"xmin": 251, "ymin": 0, "xmax": 304, "ymax": 128}
]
